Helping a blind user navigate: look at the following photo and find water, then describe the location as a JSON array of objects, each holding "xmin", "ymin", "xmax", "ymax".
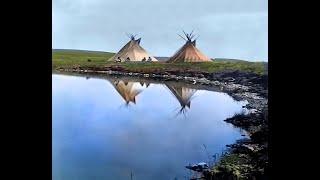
[{"xmin": 52, "ymin": 74, "xmax": 247, "ymax": 180}]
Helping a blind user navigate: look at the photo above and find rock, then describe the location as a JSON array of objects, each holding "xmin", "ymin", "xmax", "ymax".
[
  {"xmin": 197, "ymin": 78, "xmax": 210, "ymax": 84},
  {"xmin": 169, "ymin": 75, "xmax": 177, "ymax": 79},
  {"xmin": 185, "ymin": 162, "xmax": 209, "ymax": 172},
  {"xmin": 212, "ymin": 81, "xmax": 220, "ymax": 86},
  {"xmin": 192, "ymin": 80, "xmax": 196, "ymax": 84},
  {"xmin": 242, "ymin": 144, "xmax": 255, "ymax": 151}
]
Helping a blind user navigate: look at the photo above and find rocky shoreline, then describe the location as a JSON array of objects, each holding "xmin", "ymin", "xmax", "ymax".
[
  {"xmin": 55, "ymin": 66, "xmax": 267, "ymax": 105},
  {"xmin": 54, "ymin": 66, "xmax": 268, "ymax": 179}
]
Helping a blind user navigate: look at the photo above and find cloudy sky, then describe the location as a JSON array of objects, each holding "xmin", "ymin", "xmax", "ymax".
[{"xmin": 53, "ymin": 0, "xmax": 268, "ymax": 61}]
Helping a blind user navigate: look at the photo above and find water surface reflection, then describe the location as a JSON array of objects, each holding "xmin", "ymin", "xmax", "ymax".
[{"xmin": 53, "ymin": 74, "xmax": 246, "ymax": 180}]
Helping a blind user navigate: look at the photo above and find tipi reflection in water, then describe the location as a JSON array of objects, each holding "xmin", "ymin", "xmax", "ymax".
[
  {"xmin": 165, "ymin": 83, "xmax": 197, "ymax": 115},
  {"xmin": 108, "ymin": 79, "xmax": 149, "ymax": 106}
]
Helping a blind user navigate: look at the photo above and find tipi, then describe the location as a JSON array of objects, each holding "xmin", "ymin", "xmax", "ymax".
[
  {"xmin": 167, "ymin": 31, "xmax": 211, "ymax": 62},
  {"xmin": 107, "ymin": 78, "xmax": 149, "ymax": 105},
  {"xmin": 109, "ymin": 79, "xmax": 149, "ymax": 105},
  {"xmin": 165, "ymin": 83, "xmax": 197, "ymax": 113},
  {"xmin": 109, "ymin": 34, "xmax": 158, "ymax": 62}
]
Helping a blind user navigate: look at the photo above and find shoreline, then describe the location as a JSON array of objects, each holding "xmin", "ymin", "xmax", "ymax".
[
  {"xmin": 54, "ymin": 67, "xmax": 267, "ymax": 110},
  {"xmin": 53, "ymin": 67, "xmax": 268, "ymax": 179}
]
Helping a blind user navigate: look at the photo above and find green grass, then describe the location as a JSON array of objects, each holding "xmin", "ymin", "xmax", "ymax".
[
  {"xmin": 209, "ymin": 153, "xmax": 255, "ymax": 179},
  {"xmin": 52, "ymin": 49, "xmax": 267, "ymax": 75},
  {"xmin": 52, "ymin": 49, "xmax": 115, "ymax": 67}
]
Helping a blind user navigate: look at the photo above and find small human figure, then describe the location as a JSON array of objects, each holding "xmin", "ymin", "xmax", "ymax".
[
  {"xmin": 147, "ymin": 57, "xmax": 152, "ymax": 62},
  {"xmin": 115, "ymin": 57, "xmax": 121, "ymax": 63},
  {"xmin": 142, "ymin": 57, "xmax": 146, "ymax": 62}
]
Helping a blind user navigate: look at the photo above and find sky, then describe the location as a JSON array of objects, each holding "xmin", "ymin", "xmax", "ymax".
[{"xmin": 53, "ymin": 0, "xmax": 268, "ymax": 61}]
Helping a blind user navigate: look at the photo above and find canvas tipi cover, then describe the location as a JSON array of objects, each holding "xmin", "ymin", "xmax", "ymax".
[
  {"xmin": 109, "ymin": 35, "xmax": 158, "ymax": 62},
  {"xmin": 109, "ymin": 80, "xmax": 142, "ymax": 104},
  {"xmin": 165, "ymin": 83, "xmax": 197, "ymax": 113},
  {"xmin": 167, "ymin": 31, "xmax": 211, "ymax": 62}
]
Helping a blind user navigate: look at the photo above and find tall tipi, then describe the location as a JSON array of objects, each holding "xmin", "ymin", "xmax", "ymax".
[
  {"xmin": 109, "ymin": 34, "xmax": 158, "ymax": 62},
  {"xmin": 109, "ymin": 80, "xmax": 142, "ymax": 105},
  {"xmin": 165, "ymin": 83, "xmax": 197, "ymax": 113},
  {"xmin": 167, "ymin": 31, "xmax": 211, "ymax": 62}
]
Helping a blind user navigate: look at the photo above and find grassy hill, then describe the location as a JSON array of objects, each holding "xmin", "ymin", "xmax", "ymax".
[
  {"xmin": 52, "ymin": 49, "xmax": 267, "ymax": 75},
  {"xmin": 214, "ymin": 58, "xmax": 268, "ymax": 74},
  {"xmin": 52, "ymin": 49, "xmax": 115, "ymax": 67},
  {"xmin": 214, "ymin": 58, "xmax": 251, "ymax": 62}
]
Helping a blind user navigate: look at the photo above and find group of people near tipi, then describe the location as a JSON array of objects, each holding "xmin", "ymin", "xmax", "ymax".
[
  {"xmin": 116, "ymin": 56, "xmax": 152, "ymax": 63},
  {"xmin": 110, "ymin": 31, "xmax": 211, "ymax": 63}
]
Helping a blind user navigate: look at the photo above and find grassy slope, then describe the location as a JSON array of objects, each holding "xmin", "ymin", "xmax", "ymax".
[
  {"xmin": 52, "ymin": 49, "xmax": 267, "ymax": 75},
  {"xmin": 52, "ymin": 49, "xmax": 115, "ymax": 67}
]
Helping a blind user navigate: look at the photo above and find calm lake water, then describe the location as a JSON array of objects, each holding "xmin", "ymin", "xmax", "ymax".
[{"xmin": 52, "ymin": 74, "xmax": 247, "ymax": 180}]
